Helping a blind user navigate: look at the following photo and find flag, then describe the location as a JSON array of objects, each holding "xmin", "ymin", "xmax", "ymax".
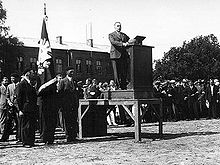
[
  {"xmin": 37, "ymin": 8, "xmax": 55, "ymax": 83},
  {"xmin": 38, "ymin": 16, "xmax": 52, "ymax": 67}
]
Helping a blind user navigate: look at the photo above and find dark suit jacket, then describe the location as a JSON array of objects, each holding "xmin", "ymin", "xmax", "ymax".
[
  {"xmin": 0, "ymin": 84, "xmax": 7, "ymax": 109},
  {"xmin": 109, "ymin": 31, "xmax": 130, "ymax": 59},
  {"xmin": 17, "ymin": 79, "xmax": 37, "ymax": 113},
  {"xmin": 188, "ymin": 86, "xmax": 198, "ymax": 102},
  {"xmin": 38, "ymin": 82, "xmax": 58, "ymax": 113},
  {"xmin": 57, "ymin": 77, "xmax": 78, "ymax": 110},
  {"xmin": 205, "ymin": 84, "xmax": 218, "ymax": 103}
]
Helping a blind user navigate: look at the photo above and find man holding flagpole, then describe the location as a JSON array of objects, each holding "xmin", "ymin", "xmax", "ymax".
[
  {"xmin": 37, "ymin": 3, "xmax": 55, "ymax": 82},
  {"xmin": 37, "ymin": 3, "xmax": 58, "ymax": 145}
]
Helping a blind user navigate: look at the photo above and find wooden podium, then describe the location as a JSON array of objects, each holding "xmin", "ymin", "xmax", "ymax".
[
  {"xmin": 78, "ymin": 41, "xmax": 163, "ymax": 142},
  {"xmin": 104, "ymin": 44, "xmax": 154, "ymax": 99}
]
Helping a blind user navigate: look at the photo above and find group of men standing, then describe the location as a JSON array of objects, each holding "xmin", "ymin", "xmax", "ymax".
[
  {"xmin": 0, "ymin": 66, "xmax": 79, "ymax": 147},
  {"xmin": 0, "ymin": 74, "xmax": 20, "ymax": 142},
  {"xmin": 153, "ymin": 79, "xmax": 220, "ymax": 122}
]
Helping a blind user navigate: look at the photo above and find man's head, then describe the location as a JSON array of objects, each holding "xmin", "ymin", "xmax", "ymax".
[
  {"xmin": 85, "ymin": 78, "xmax": 92, "ymax": 85},
  {"xmin": 65, "ymin": 66, "xmax": 75, "ymax": 77},
  {"xmin": 92, "ymin": 79, "xmax": 98, "ymax": 85},
  {"xmin": 109, "ymin": 80, "xmax": 116, "ymax": 86},
  {"xmin": 56, "ymin": 73, "xmax": 62, "ymax": 82},
  {"xmin": 10, "ymin": 73, "xmax": 19, "ymax": 83},
  {"xmin": 188, "ymin": 80, "xmax": 193, "ymax": 86},
  {"xmin": 22, "ymin": 68, "xmax": 35, "ymax": 80},
  {"xmin": 114, "ymin": 22, "xmax": 121, "ymax": 32},
  {"xmin": 1, "ymin": 77, "xmax": 9, "ymax": 86},
  {"xmin": 210, "ymin": 79, "xmax": 215, "ymax": 86}
]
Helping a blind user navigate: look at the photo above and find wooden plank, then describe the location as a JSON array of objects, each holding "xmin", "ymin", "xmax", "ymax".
[
  {"xmin": 78, "ymin": 98, "xmax": 163, "ymax": 141},
  {"xmin": 159, "ymin": 99, "xmax": 163, "ymax": 138},
  {"xmin": 121, "ymin": 105, "xmax": 135, "ymax": 121},
  {"xmin": 81, "ymin": 105, "xmax": 90, "ymax": 119},
  {"xmin": 78, "ymin": 103, "xmax": 83, "ymax": 139},
  {"xmin": 133, "ymin": 102, "xmax": 141, "ymax": 142}
]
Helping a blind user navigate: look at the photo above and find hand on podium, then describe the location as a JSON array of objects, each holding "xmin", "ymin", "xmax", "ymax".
[
  {"xmin": 128, "ymin": 38, "xmax": 136, "ymax": 45},
  {"xmin": 122, "ymin": 42, "xmax": 129, "ymax": 47}
]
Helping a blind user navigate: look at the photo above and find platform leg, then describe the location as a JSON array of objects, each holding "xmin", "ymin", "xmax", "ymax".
[
  {"xmin": 134, "ymin": 101, "xmax": 141, "ymax": 142},
  {"xmin": 78, "ymin": 103, "xmax": 83, "ymax": 139},
  {"xmin": 159, "ymin": 99, "xmax": 163, "ymax": 139}
]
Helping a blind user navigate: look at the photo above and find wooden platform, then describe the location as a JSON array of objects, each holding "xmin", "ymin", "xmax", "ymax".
[{"xmin": 78, "ymin": 98, "xmax": 163, "ymax": 142}]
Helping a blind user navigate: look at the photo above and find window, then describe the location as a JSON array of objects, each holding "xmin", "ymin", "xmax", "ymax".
[
  {"xmin": 86, "ymin": 60, "xmax": 92, "ymax": 74},
  {"xmin": 30, "ymin": 57, "xmax": 37, "ymax": 70},
  {"xmin": 76, "ymin": 59, "xmax": 82, "ymax": 73},
  {"xmin": 56, "ymin": 58, "xmax": 63, "ymax": 73},
  {"xmin": 107, "ymin": 61, "xmax": 112, "ymax": 74},
  {"xmin": 17, "ymin": 56, "xmax": 24, "ymax": 73},
  {"xmin": 96, "ymin": 60, "xmax": 102, "ymax": 75}
]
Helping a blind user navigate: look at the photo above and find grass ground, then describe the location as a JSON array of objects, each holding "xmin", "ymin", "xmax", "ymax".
[{"xmin": 1, "ymin": 119, "xmax": 220, "ymax": 165}]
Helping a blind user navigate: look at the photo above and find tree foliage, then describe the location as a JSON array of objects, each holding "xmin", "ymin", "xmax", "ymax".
[
  {"xmin": 0, "ymin": 0, "xmax": 9, "ymax": 36},
  {"xmin": 153, "ymin": 34, "xmax": 220, "ymax": 81},
  {"xmin": 0, "ymin": 1, "xmax": 23, "ymax": 77}
]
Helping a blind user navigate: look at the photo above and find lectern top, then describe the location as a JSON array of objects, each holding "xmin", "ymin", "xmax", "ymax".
[{"xmin": 134, "ymin": 36, "xmax": 146, "ymax": 45}]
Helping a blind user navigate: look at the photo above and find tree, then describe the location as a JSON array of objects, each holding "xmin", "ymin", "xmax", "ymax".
[
  {"xmin": 153, "ymin": 34, "xmax": 220, "ymax": 81},
  {"xmin": 0, "ymin": 0, "xmax": 9, "ymax": 36},
  {"xmin": 0, "ymin": 1, "xmax": 23, "ymax": 78}
]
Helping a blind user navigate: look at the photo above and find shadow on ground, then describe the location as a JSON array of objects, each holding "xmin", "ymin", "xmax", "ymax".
[{"xmin": 1, "ymin": 126, "xmax": 220, "ymax": 149}]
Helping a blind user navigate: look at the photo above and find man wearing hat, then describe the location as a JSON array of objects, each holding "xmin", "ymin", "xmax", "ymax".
[
  {"xmin": 17, "ymin": 68, "xmax": 38, "ymax": 147},
  {"xmin": 37, "ymin": 74, "xmax": 61, "ymax": 145},
  {"xmin": 181, "ymin": 79, "xmax": 190, "ymax": 120},
  {"xmin": 57, "ymin": 66, "xmax": 79, "ymax": 142},
  {"xmin": 205, "ymin": 79, "xmax": 218, "ymax": 119}
]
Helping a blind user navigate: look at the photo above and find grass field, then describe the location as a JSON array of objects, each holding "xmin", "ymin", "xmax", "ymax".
[{"xmin": 1, "ymin": 119, "xmax": 220, "ymax": 165}]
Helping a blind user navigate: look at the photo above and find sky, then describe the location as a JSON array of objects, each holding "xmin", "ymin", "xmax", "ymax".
[{"xmin": 3, "ymin": 0, "xmax": 220, "ymax": 60}]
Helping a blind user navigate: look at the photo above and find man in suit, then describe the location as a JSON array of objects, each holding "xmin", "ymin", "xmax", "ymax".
[
  {"xmin": 57, "ymin": 66, "xmax": 79, "ymax": 142},
  {"xmin": 205, "ymin": 79, "xmax": 219, "ymax": 119},
  {"xmin": 6, "ymin": 73, "xmax": 20, "ymax": 142},
  {"xmin": 38, "ymin": 75, "xmax": 60, "ymax": 145},
  {"xmin": 17, "ymin": 68, "xmax": 38, "ymax": 147},
  {"xmin": 109, "ymin": 22, "xmax": 130, "ymax": 90},
  {"xmin": 187, "ymin": 80, "xmax": 199, "ymax": 120},
  {"xmin": 0, "ymin": 77, "xmax": 9, "ymax": 142}
]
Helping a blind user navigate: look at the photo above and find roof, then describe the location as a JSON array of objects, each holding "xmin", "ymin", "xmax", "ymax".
[{"xmin": 19, "ymin": 37, "xmax": 110, "ymax": 53}]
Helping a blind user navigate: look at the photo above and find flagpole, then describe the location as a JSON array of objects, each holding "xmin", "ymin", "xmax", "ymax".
[
  {"xmin": 44, "ymin": 3, "xmax": 46, "ymax": 16},
  {"xmin": 38, "ymin": 2, "xmax": 55, "ymax": 81}
]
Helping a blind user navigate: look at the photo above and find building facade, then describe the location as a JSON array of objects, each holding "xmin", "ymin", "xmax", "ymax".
[{"xmin": 1, "ymin": 37, "xmax": 113, "ymax": 83}]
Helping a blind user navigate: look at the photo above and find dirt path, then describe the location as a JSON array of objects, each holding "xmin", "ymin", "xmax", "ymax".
[{"xmin": 1, "ymin": 119, "xmax": 220, "ymax": 165}]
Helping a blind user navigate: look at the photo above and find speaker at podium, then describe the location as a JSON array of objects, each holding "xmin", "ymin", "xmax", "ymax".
[{"xmin": 104, "ymin": 35, "xmax": 154, "ymax": 99}]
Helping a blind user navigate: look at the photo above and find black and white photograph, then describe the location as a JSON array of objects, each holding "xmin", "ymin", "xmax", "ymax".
[{"xmin": 1, "ymin": 0, "xmax": 220, "ymax": 164}]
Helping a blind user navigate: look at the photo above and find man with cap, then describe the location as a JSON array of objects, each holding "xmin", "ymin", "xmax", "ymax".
[
  {"xmin": 17, "ymin": 68, "xmax": 38, "ymax": 147},
  {"xmin": 205, "ymin": 79, "xmax": 218, "ymax": 119},
  {"xmin": 180, "ymin": 79, "xmax": 190, "ymax": 120},
  {"xmin": 187, "ymin": 80, "xmax": 199, "ymax": 120},
  {"xmin": 37, "ymin": 74, "xmax": 61, "ymax": 145},
  {"xmin": 57, "ymin": 66, "xmax": 79, "ymax": 142}
]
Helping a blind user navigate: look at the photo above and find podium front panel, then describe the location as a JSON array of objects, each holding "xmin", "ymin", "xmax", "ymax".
[{"xmin": 127, "ymin": 45, "xmax": 153, "ymax": 92}]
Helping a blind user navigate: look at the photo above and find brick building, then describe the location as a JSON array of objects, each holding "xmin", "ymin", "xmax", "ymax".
[{"xmin": 7, "ymin": 36, "xmax": 113, "ymax": 83}]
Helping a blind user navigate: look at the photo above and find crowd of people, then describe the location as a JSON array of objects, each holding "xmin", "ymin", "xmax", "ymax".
[
  {"xmin": 153, "ymin": 78, "xmax": 220, "ymax": 122},
  {"xmin": 0, "ymin": 21, "xmax": 144, "ymax": 147},
  {"xmin": 2, "ymin": 63, "xmax": 219, "ymax": 148},
  {"xmin": 0, "ymin": 67, "xmax": 81, "ymax": 147},
  {"xmin": 0, "ymin": 66, "xmax": 133, "ymax": 147}
]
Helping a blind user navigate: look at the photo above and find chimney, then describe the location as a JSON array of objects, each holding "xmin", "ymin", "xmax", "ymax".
[
  {"xmin": 56, "ymin": 36, "xmax": 62, "ymax": 44},
  {"xmin": 86, "ymin": 22, "xmax": 93, "ymax": 47}
]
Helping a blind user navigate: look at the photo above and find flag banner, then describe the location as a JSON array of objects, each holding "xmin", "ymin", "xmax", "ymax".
[
  {"xmin": 37, "ymin": 16, "xmax": 52, "ymax": 75},
  {"xmin": 37, "ymin": 13, "xmax": 55, "ymax": 86}
]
